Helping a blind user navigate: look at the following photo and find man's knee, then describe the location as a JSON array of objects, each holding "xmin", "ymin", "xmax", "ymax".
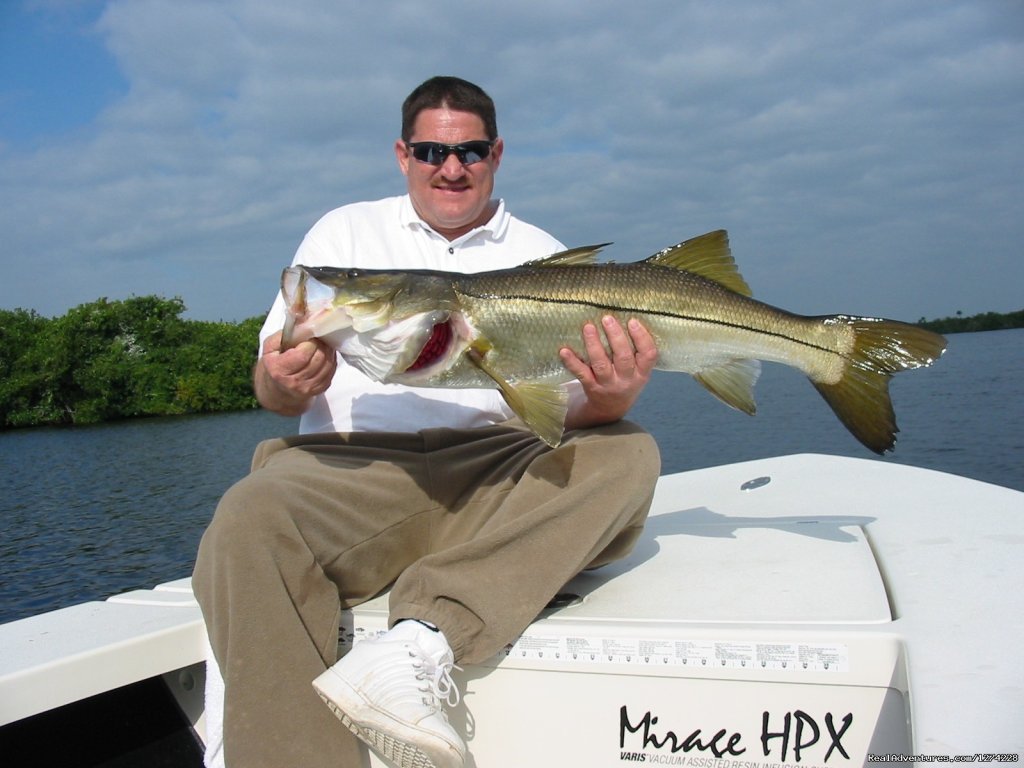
[
  {"xmin": 207, "ymin": 474, "xmax": 289, "ymax": 540},
  {"xmin": 194, "ymin": 473, "xmax": 294, "ymax": 590},
  {"xmin": 573, "ymin": 420, "xmax": 661, "ymax": 482}
]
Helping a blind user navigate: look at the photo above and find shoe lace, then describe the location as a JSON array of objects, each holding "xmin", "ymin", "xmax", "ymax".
[{"xmin": 410, "ymin": 648, "xmax": 462, "ymax": 709}]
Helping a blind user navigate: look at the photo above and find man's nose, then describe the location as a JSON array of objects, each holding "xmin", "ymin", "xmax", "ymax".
[{"xmin": 439, "ymin": 152, "xmax": 468, "ymax": 176}]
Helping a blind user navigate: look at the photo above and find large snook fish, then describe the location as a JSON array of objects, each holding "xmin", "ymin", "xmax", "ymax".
[{"xmin": 280, "ymin": 230, "xmax": 946, "ymax": 452}]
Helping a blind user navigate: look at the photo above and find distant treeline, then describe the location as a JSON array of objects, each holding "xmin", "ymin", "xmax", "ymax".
[
  {"xmin": 1, "ymin": 296, "xmax": 262, "ymax": 429},
  {"xmin": 2, "ymin": 297, "xmax": 1022, "ymax": 429},
  {"xmin": 916, "ymin": 309, "xmax": 1024, "ymax": 335}
]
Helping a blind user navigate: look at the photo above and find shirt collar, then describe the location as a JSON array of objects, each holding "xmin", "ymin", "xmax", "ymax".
[{"xmin": 399, "ymin": 195, "xmax": 509, "ymax": 244}]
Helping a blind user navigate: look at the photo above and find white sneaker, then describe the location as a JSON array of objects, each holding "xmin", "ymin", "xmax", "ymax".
[{"xmin": 313, "ymin": 620, "xmax": 466, "ymax": 768}]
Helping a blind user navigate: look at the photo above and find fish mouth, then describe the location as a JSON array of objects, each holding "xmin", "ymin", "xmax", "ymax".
[{"xmin": 406, "ymin": 321, "xmax": 453, "ymax": 371}]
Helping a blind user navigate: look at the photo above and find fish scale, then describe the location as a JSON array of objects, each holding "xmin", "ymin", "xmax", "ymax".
[{"xmin": 454, "ymin": 263, "xmax": 839, "ymax": 384}]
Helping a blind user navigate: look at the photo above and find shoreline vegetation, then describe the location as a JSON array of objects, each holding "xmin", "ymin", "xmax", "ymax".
[
  {"xmin": 1, "ymin": 297, "xmax": 261, "ymax": 429},
  {"xmin": 1, "ymin": 296, "xmax": 1021, "ymax": 430},
  {"xmin": 915, "ymin": 309, "xmax": 1023, "ymax": 335}
]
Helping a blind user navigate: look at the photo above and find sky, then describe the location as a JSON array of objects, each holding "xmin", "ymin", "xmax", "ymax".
[{"xmin": 1, "ymin": 0, "xmax": 1021, "ymax": 323}]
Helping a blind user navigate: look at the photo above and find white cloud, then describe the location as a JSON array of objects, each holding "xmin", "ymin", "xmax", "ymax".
[{"xmin": 1, "ymin": 0, "xmax": 1021, "ymax": 321}]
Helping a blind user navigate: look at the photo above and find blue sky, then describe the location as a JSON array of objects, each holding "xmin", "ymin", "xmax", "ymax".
[
  {"xmin": 1, "ymin": 0, "xmax": 1022, "ymax": 322},
  {"xmin": 0, "ymin": 1, "xmax": 125, "ymax": 147}
]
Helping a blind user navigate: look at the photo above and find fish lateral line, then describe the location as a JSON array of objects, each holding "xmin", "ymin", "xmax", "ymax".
[{"xmin": 457, "ymin": 289, "xmax": 845, "ymax": 359}]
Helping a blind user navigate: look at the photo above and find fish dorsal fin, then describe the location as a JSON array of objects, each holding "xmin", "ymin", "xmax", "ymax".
[
  {"xmin": 522, "ymin": 243, "xmax": 611, "ymax": 268},
  {"xmin": 646, "ymin": 230, "xmax": 752, "ymax": 297}
]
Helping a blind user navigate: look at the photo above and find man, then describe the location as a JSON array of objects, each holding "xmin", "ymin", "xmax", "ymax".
[{"xmin": 193, "ymin": 76, "xmax": 660, "ymax": 768}]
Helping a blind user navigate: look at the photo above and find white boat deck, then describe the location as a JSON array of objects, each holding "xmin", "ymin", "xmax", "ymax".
[
  {"xmin": 2, "ymin": 453, "xmax": 1022, "ymax": 763},
  {"xmin": 0, "ymin": 577, "xmax": 205, "ymax": 727}
]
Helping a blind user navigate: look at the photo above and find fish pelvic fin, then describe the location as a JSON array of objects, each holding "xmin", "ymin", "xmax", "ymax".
[
  {"xmin": 695, "ymin": 359, "xmax": 762, "ymax": 415},
  {"xmin": 522, "ymin": 244, "xmax": 611, "ymax": 267},
  {"xmin": 503, "ymin": 381, "xmax": 570, "ymax": 448},
  {"xmin": 466, "ymin": 346, "xmax": 568, "ymax": 448},
  {"xmin": 646, "ymin": 230, "xmax": 753, "ymax": 297},
  {"xmin": 813, "ymin": 318, "xmax": 947, "ymax": 454}
]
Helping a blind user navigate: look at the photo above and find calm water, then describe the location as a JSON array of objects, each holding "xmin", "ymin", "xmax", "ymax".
[{"xmin": 1, "ymin": 329, "xmax": 1021, "ymax": 625}]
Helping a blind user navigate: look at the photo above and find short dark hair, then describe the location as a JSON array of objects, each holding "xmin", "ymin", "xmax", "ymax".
[{"xmin": 401, "ymin": 76, "xmax": 498, "ymax": 142}]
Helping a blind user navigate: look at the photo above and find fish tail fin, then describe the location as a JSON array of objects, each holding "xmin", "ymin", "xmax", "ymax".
[{"xmin": 813, "ymin": 318, "xmax": 946, "ymax": 454}]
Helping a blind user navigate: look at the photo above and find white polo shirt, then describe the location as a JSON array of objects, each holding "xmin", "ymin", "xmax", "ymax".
[{"xmin": 260, "ymin": 195, "xmax": 565, "ymax": 435}]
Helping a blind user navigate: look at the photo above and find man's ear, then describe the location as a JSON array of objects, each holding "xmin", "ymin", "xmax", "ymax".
[{"xmin": 394, "ymin": 139, "xmax": 410, "ymax": 176}]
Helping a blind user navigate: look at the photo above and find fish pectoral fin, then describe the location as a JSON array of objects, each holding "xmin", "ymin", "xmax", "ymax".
[
  {"xmin": 465, "ymin": 348, "xmax": 568, "ymax": 447},
  {"xmin": 694, "ymin": 359, "xmax": 761, "ymax": 415}
]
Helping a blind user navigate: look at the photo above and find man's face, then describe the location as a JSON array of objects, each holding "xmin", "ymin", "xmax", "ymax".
[{"xmin": 395, "ymin": 107, "xmax": 503, "ymax": 240}]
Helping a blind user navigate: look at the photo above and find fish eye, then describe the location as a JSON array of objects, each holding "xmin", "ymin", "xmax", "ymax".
[{"xmin": 346, "ymin": 268, "xmax": 363, "ymax": 278}]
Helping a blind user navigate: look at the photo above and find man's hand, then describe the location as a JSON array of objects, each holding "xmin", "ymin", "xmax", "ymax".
[
  {"xmin": 559, "ymin": 316, "xmax": 657, "ymax": 430},
  {"xmin": 253, "ymin": 330, "xmax": 338, "ymax": 416}
]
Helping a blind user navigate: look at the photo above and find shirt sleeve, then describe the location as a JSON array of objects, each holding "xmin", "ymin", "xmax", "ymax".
[{"xmin": 257, "ymin": 212, "xmax": 351, "ymax": 355}]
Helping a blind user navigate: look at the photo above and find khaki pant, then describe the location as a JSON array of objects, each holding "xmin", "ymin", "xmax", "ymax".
[{"xmin": 193, "ymin": 420, "xmax": 659, "ymax": 767}]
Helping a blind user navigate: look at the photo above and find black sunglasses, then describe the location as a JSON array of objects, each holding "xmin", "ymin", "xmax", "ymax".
[{"xmin": 405, "ymin": 140, "xmax": 496, "ymax": 166}]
